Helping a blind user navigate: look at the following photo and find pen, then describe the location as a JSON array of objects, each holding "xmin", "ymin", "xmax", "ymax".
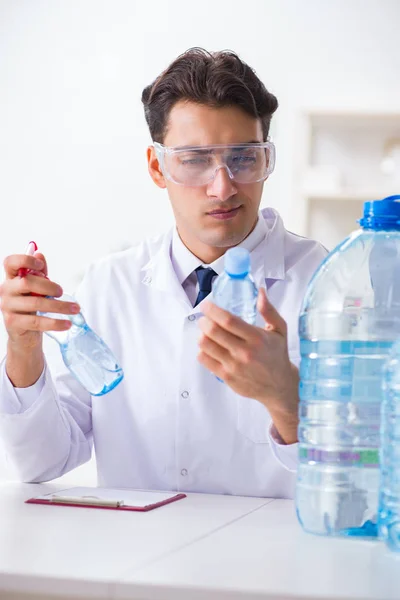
[{"xmin": 50, "ymin": 495, "xmax": 124, "ymax": 508}]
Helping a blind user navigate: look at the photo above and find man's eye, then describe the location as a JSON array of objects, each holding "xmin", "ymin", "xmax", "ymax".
[
  {"xmin": 229, "ymin": 155, "xmax": 257, "ymax": 169},
  {"xmin": 231, "ymin": 155, "xmax": 256, "ymax": 164},
  {"xmin": 180, "ymin": 156, "xmax": 211, "ymax": 166}
]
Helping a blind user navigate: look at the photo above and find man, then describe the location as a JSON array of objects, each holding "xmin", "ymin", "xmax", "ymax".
[{"xmin": 0, "ymin": 48, "xmax": 326, "ymax": 497}]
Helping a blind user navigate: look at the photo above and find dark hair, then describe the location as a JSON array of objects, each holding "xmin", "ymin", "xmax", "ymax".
[{"xmin": 141, "ymin": 48, "xmax": 278, "ymax": 143}]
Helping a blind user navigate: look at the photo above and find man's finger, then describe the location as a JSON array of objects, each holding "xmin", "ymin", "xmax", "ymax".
[
  {"xmin": 198, "ymin": 332, "xmax": 231, "ymax": 363},
  {"xmin": 201, "ymin": 300, "xmax": 256, "ymax": 341},
  {"xmin": 33, "ymin": 252, "xmax": 48, "ymax": 277},
  {"xmin": 257, "ymin": 287, "xmax": 287, "ymax": 336},
  {"xmin": 198, "ymin": 316, "xmax": 243, "ymax": 351},
  {"xmin": 9, "ymin": 274, "xmax": 63, "ymax": 298},
  {"xmin": 3, "ymin": 255, "xmax": 45, "ymax": 279},
  {"xmin": 4, "ymin": 313, "xmax": 71, "ymax": 333},
  {"xmin": 197, "ymin": 350, "xmax": 224, "ymax": 379}
]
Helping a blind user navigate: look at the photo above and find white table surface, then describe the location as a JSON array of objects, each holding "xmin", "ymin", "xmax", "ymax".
[
  {"xmin": 0, "ymin": 481, "xmax": 270, "ymax": 599},
  {"xmin": 0, "ymin": 482, "xmax": 399, "ymax": 600},
  {"xmin": 115, "ymin": 499, "xmax": 400, "ymax": 600}
]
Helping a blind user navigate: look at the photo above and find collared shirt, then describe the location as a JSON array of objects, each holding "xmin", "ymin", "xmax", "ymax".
[
  {"xmin": 172, "ymin": 215, "xmax": 267, "ymax": 306},
  {"xmin": 0, "ymin": 208, "xmax": 327, "ymax": 497}
]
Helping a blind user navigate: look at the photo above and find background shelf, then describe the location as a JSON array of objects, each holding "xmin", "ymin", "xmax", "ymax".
[{"xmin": 298, "ymin": 111, "xmax": 400, "ymax": 249}]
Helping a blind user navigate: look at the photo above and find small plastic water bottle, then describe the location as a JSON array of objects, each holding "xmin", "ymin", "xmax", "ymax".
[
  {"xmin": 212, "ymin": 247, "xmax": 258, "ymax": 324},
  {"xmin": 379, "ymin": 340, "xmax": 400, "ymax": 551},
  {"xmin": 20, "ymin": 241, "xmax": 123, "ymax": 396},
  {"xmin": 39, "ymin": 293, "xmax": 124, "ymax": 396},
  {"xmin": 296, "ymin": 195, "xmax": 400, "ymax": 538}
]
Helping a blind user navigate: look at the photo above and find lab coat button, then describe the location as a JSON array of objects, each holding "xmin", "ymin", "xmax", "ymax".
[{"xmin": 181, "ymin": 390, "xmax": 189, "ymax": 399}]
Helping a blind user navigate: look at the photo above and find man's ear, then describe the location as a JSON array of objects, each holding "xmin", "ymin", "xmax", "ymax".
[{"xmin": 147, "ymin": 146, "xmax": 167, "ymax": 189}]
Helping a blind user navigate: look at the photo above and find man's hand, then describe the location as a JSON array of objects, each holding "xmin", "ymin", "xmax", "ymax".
[
  {"xmin": 0, "ymin": 253, "xmax": 79, "ymax": 388},
  {"xmin": 197, "ymin": 287, "xmax": 299, "ymax": 444}
]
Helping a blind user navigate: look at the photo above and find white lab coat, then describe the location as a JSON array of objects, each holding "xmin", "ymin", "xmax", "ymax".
[{"xmin": 0, "ymin": 209, "xmax": 327, "ymax": 497}]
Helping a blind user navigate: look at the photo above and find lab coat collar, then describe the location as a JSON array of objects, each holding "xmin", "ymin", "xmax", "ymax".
[
  {"xmin": 251, "ymin": 207, "xmax": 286, "ymax": 289},
  {"xmin": 140, "ymin": 207, "xmax": 286, "ymax": 304},
  {"xmin": 171, "ymin": 212, "xmax": 269, "ymax": 284}
]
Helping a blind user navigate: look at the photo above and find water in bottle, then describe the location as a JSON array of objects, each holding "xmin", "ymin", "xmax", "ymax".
[
  {"xmin": 211, "ymin": 248, "xmax": 257, "ymax": 382},
  {"xmin": 39, "ymin": 293, "xmax": 124, "ymax": 396},
  {"xmin": 212, "ymin": 247, "xmax": 258, "ymax": 324},
  {"xmin": 380, "ymin": 339, "xmax": 400, "ymax": 551},
  {"xmin": 297, "ymin": 195, "xmax": 400, "ymax": 537}
]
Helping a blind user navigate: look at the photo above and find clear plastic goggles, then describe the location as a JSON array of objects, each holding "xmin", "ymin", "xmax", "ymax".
[{"xmin": 154, "ymin": 141, "xmax": 275, "ymax": 186}]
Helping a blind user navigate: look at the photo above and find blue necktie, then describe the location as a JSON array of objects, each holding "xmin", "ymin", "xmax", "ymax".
[{"xmin": 194, "ymin": 266, "xmax": 217, "ymax": 307}]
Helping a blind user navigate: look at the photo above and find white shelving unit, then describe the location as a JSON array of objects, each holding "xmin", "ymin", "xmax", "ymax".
[{"xmin": 296, "ymin": 111, "xmax": 400, "ymax": 250}]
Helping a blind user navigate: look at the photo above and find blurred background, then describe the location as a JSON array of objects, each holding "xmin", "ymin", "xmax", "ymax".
[{"xmin": 1, "ymin": 0, "xmax": 400, "ymax": 481}]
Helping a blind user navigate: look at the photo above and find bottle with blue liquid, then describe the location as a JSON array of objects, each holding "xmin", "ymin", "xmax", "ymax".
[
  {"xmin": 380, "ymin": 340, "xmax": 400, "ymax": 551},
  {"xmin": 212, "ymin": 247, "xmax": 258, "ymax": 325},
  {"xmin": 297, "ymin": 195, "xmax": 400, "ymax": 538},
  {"xmin": 39, "ymin": 293, "xmax": 124, "ymax": 396},
  {"xmin": 210, "ymin": 248, "xmax": 258, "ymax": 382}
]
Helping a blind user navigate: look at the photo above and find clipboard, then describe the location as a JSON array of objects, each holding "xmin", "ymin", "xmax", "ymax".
[{"xmin": 26, "ymin": 486, "xmax": 186, "ymax": 512}]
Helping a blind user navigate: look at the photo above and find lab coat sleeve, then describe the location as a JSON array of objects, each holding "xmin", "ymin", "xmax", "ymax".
[
  {"xmin": 0, "ymin": 269, "xmax": 96, "ymax": 483},
  {"xmin": 0, "ymin": 366, "xmax": 46, "ymax": 414},
  {"xmin": 268, "ymin": 424, "xmax": 298, "ymax": 472}
]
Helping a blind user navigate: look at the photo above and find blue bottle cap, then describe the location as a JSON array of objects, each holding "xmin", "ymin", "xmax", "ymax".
[
  {"xmin": 224, "ymin": 247, "xmax": 251, "ymax": 276},
  {"xmin": 358, "ymin": 195, "xmax": 400, "ymax": 230}
]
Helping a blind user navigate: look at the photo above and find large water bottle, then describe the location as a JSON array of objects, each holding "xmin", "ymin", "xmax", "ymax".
[
  {"xmin": 297, "ymin": 195, "xmax": 400, "ymax": 538},
  {"xmin": 380, "ymin": 340, "xmax": 400, "ymax": 551},
  {"xmin": 39, "ymin": 293, "xmax": 124, "ymax": 396},
  {"xmin": 212, "ymin": 247, "xmax": 258, "ymax": 324}
]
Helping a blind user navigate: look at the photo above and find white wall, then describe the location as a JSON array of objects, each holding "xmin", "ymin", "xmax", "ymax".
[{"xmin": 1, "ymin": 0, "xmax": 400, "ymax": 482}]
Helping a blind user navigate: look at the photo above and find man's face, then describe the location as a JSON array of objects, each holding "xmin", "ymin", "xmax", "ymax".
[{"xmin": 148, "ymin": 101, "xmax": 266, "ymax": 261}]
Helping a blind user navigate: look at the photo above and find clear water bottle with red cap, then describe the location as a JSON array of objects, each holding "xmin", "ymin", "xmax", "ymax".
[
  {"xmin": 297, "ymin": 195, "xmax": 400, "ymax": 538},
  {"xmin": 39, "ymin": 291, "xmax": 124, "ymax": 396},
  {"xmin": 20, "ymin": 242, "xmax": 124, "ymax": 396}
]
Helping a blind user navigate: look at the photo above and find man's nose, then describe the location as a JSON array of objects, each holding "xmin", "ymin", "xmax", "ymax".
[{"xmin": 206, "ymin": 165, "xmax": 238, "ymax": 201}]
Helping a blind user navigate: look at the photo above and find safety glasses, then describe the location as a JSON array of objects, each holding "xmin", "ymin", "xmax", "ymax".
[{"xmin": 154, "ymin": 141, "xmax": 275, "ymax": 186}]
